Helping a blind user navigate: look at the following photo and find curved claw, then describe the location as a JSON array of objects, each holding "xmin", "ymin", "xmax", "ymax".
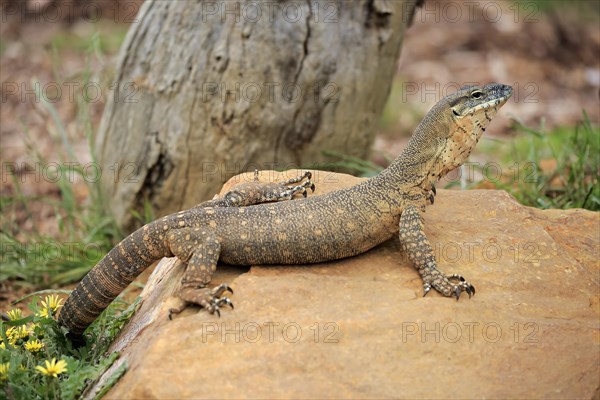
[
  {"xmin": 210, "ymin": 297, "xmax": 234, "ymax": 316},
  {"xmin": 465, "ymin": 285, "xmax": 475, "ymax": 298},
  {"xmin": 210, "ymin": 283, "xmax": 233, "ymax": 297},
  {"xmin": 214, "ymin": 297, "xmax": 233, "ymax": 307},
  {"xmin": 426, "ymin": 184, "xmax": 436, "ymax": 205},
  {"xmin": 423, "ymin": 283, "xmax": 432, "ymax": 297},
  {"xmin": 433, "ymin": 273, "xmax": 476, "ymax": 300},
  {"xmin": 310, "ymin": 183, "xmax": 315, "ymax": 192},
  {"xmin": 178, "ymin": 283, "xmax": 235, "ymax": 319},
  {"xmin": 215, "ymin": 297, "xmax": 234, "ymax": 310}
]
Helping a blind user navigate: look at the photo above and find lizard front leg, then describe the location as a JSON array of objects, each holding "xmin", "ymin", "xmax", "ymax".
[
  {"xmin": 399, "ymin": 204, "xmax": 475, "ymax": 299},
  {"xmin": 195, "ymin": 170, "xmax": 315, "ymax": 208},
  {"xmin": 166, "ymin": 228, "xmax": 233, "ymax": 318}
]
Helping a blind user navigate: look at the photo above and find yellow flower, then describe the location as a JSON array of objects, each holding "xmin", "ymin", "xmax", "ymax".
[
  {"xmin": 24, "ymin": 339, "xmax": 44, "ymax": 353},
  {"xmin": 0, "ymin": 342, "xmax": 5, "ymax": 350},
  {"xmin": 6, "ymin": 309, "xmax": 23, "ymax": 321},
  {"xmin": 0, "ymin": 362, "xmax": 9, "ymax": 381},
  {"xmin": 37, "ymin": 294, "xmax": 64, "ymax": 318},
  {"xmin": 6, "ymin": 325, "xmax": 28, "ymax": 345},
  {"xmin": 35, "ymin": 358, "xmax": 68, "ymax": 378}
]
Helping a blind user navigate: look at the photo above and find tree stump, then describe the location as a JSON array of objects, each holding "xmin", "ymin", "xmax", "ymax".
[{"xmin": 96, "ymin": 0, "xmax": 417, "ymax": 230}]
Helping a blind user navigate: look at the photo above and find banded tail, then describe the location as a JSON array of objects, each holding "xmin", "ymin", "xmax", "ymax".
[{"xmin": 58, "ymin": 220, "xmax": 173, "ymax": 337}]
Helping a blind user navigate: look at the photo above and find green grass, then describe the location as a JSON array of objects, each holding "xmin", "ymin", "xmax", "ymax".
[
  {"xmin": 1, "ymin": 24, "xmax": 144, "ymax": 398},
  {"xmin": 480, "ymin": 111, "xmax": 599, "ymax": 211},
  {"xmin": 0, "ymin": 28, "xmax": 130, "ymax": 289},
  {"xmin": 0, "ymin": 84, "xmax": 123, "ymax": 289},
  {"xmin": 1, "ymin": 294, "xmax": 135, "ymax": 399}
]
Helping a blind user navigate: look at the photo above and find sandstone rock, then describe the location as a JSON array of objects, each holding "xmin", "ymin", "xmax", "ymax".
[{"xmin": 86, "ymin": 170, "xmax": 599, "ymax": 399}]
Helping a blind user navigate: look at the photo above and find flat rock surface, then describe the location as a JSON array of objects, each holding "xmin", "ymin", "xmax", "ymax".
[{"xmin": 91, "ymin": 170, "xmax": 599, "ymax": 399}]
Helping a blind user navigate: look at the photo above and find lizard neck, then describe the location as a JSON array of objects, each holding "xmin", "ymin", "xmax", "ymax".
[
  {"xmin": 369, "ymin": 83, "xmax": 512, "ymax": 201},
  {"xmin": 364, "ymin": 83, "xmax": 513, "ymax": 207},
  {"xmin": 372, "ymin": 105, "xmax": 450, "ymax": 200}
]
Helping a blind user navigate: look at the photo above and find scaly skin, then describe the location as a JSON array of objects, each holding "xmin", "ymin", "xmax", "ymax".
[{"xmin": 59, "ymin": 83, "xmax": 513, "ymax": 340}]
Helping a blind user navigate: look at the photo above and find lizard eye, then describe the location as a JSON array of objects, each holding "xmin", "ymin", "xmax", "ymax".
[{"xmin": 471, "ymin": 91, "xmax": 484, "ymax": 99}]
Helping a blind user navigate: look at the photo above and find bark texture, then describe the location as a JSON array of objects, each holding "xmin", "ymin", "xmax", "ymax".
[{"xmin": 97, "ymin": 0, "xmax": 417, "ymax": 229}]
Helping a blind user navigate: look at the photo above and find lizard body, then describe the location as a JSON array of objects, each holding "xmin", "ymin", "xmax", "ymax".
[{"xmin": 59, "ymin": 83, "xmax": 513, "ymax": 340}]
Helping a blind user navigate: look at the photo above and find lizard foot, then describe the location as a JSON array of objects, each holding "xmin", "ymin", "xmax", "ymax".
[
  {"xmin": 196, "ymin": 171, "xmax": 315, "ymax": 208},
  {"xmin": 275, "ymin": 171, "xmax": 315, "ymax": 199},
  {"xmin": 171, "ymin": 283, "xmax": 234, "ymax": 319},
  {"xmin": 425, "ymin": 184, "xmax": 436, "ymax": 205},
  {"xmin": 423, "ymin": 273, "xmax": 475, "ymax": 300}
]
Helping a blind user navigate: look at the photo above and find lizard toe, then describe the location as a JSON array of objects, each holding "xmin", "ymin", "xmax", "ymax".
[
  {"xmin": 454, "ymin": 286, "xmax": 461, "ymax": 300},
  {"xmin": 446, "ymin": 274, "xmax": 475, "ymax": 300},
  {"xmin": 468, "ymin": 285, "xmax": 476, "ymax": 296},
  {"xmin": 430, "ymin": 273, "xmax": 475, "ymax": 300},
  {"xmin": 218, "ymin": 297, "xmax": 234, "ymax": 310},
  {"xmin": 207, "ymin": 297, "xmax": 234, "ymax": 317},
  {"xmin": 423, "ymin": 282, "xmax": 432, "ymax": 297},
  {"xmin": 209, "ymin": 283, "xmax": 234, "ymax": 297},
  {"xmin": 179, "ymin": 283, "xmax": 235, "ymax": 316}
]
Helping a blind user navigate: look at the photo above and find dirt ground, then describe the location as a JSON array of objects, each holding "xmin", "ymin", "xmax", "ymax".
[{"xmin": 1, "ymin": 1, "xmax": 599, "ymax": 303}]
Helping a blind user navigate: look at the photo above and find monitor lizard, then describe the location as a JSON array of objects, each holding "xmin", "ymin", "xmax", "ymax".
[{"xmin": 58, "ymin": 83, "xmax": 513, "ymax": 342}]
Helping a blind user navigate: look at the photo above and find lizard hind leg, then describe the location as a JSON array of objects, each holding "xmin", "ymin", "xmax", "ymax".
[
  {"xmin": 166, "ymin": 228, "xmax": 233, "ymax": 318},
  {"xmin": 247, "ymin": 169, "xmax": 316, "ymax": 201},
  {"xmin": 258, "ymin": 170, "xmax": 315, "ymax": 199},
  {"xmin": 399, "ymin": 204, "xmax": 475, "ymax": 300},
  {"xmin": 198, "ymin": 170, "xmax": 316, "ymax": 208},
  {"xmin": 277, "ymin": 179, "xmax": 316, "ymax": 200}
]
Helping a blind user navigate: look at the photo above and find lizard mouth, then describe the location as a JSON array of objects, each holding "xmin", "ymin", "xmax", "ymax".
[{"xmin": 467, "ymin": 94, "xmax": 511, "ymax": 115}]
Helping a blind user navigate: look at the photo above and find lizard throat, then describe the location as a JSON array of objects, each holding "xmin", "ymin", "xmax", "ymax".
[{"xmin": 432, "ymin": 103, "xmax": 504, "ymax": 181}]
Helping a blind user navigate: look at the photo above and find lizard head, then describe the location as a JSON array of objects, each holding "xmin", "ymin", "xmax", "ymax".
[{"xmin": 419, "ymin": 83, "xmax": 513, "ymax": 183}]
